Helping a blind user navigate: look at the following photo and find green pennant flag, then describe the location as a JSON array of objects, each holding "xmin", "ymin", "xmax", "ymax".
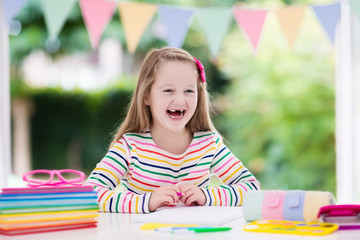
[
  {"xmin": 350, "ymin": 0, "xmax": 360, "ymax": 20},
  {"xmin": 197, "ymin": 8, "xmax": 233, "ymax": 57},
  {"xmin": 40, "ymin": 0, "xmax": 78, "ymax": 39}
]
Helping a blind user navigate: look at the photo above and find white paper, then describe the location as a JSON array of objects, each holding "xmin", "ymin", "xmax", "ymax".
[{"xmin": 132, "ymin": 206, "xmax": 243, "ymax": 225}]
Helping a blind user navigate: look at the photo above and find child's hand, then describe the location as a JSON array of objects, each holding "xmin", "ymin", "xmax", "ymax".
[
  {"xmin": 148, "ymin": 185, "xmax": 181, "ymax": 212},
  {"xmin": 177, "ymin": 184, "xmax": 206, "ymax": 206}
]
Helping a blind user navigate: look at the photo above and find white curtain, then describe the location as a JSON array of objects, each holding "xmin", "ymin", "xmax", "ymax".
[
  {"xmin": 351, "ymin": 5, "xmax": 360, "ymax": 202},
  {"xmin": 336, "ymin": 1, "xmax": 359, "ymax": 203},
  {"xmin": 0, "ymin": 1, "xmax": 12, "ymax": 188}
]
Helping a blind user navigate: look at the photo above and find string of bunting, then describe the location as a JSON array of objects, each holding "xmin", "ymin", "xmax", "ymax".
[{"xmin": 3, "ymin": 0, "xmax": 360, "ymax": 56}]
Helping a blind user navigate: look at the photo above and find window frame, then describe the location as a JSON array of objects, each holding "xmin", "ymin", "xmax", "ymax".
[{"xmin": 0, "ymin": 1, "xmax": 12, "ymax": 188}]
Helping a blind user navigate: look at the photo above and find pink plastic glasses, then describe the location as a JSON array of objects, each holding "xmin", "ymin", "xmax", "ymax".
[{"xmin": 22, "ymin": 169, "xmax": 85, "ymax": 187}]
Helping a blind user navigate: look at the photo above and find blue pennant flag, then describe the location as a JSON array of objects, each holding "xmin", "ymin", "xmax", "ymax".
[
  {"xmin": 157, "ymin": 6, "xmax": 195, "ymax": 48},
  {"xmin": 311, "ymin": 2, "xmax": 341, "ymax": 44},
  {"xmin": 3, "ymin": 0, "xmax": 28, "ymax": 23}
]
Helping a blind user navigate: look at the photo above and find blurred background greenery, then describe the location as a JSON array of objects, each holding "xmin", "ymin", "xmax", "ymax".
[{"xmin": 9, "ymin": 0, "xmax": 335, "ymax": 193}]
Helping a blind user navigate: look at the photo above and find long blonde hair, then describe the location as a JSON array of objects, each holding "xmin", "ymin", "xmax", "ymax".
[{"xmin": 110, "ymin": 47, "xmax": 216, "ymax": 148}]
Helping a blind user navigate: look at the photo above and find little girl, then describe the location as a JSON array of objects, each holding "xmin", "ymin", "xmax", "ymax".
[{"xmin": 86, "ymin": 47, "xmax": 260, "ymax": 213}]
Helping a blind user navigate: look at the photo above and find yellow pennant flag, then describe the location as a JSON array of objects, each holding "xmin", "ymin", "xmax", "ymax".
[
  {"xmin": 275, "ymin": 6, "xmax": 306, "ymax": 49},
  {"xmin": 119, "ymin": 2, "xmax": 157, "ymax": 53}
]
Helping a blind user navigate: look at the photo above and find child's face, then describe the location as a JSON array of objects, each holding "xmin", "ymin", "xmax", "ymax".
[{"xmin": 145, "ymin": 61, "xmax": 198, "ymax": 134}]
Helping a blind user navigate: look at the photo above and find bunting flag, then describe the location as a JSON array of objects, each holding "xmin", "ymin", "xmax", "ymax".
[
  {"xmin": 79, "ymin": 0, "xmax": 117, "ymax": 49},
  {"xmin": 275, "ymin": 6, "xmax": 306, "ymax": 49},
  {"xmin": 118, "ymin": 2, "xmax": 157, "ymax": 53},
  {"xmin": 233, "ymin": 7, "xmax": 268, "ymax": 53},
  {"xmin": 3, "ymin": 0, "xmax": 28, "ymax": 23},
  {"xmin": 197, "ymin": 8, "xmax": 233, "ymax": 57},
  {"xmin": 157, "ymin": 5, "xmax": 195, "ymax": 48},
  {"xmin": 349, "ymin": 0, "xmax": 360, "ymax": 20},
  {"xmin": 40, "ymin": 0, "xmax": 77, "ymax": 39},
  {"xmin": 311, "ymin": 2, "xmax": 341, "ymax": 44},
  {"xmin": 2, "ymin": 1, "xmax": 355, "ymax": 54}
]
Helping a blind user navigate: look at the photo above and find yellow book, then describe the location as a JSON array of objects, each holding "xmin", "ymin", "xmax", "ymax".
[{"xmin": 0, "ymin": 209, "xmax": 99, "ymax": 224}]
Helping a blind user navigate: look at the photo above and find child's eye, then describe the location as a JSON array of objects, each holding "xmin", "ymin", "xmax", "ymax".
[
  {"xmin": 185, "ymin": 89, "xmax": 195, "ymax": 93},
  {"xmin": 163, "ymin": 89, "xmax": 173, "ymax": 93}
]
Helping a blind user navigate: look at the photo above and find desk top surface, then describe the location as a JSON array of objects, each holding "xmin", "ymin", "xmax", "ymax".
[{"xmin": 2, "ymin": 209, "xmax": 360, "ymax": 240}]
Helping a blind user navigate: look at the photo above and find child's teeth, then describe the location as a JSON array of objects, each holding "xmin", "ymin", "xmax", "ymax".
[{"xmin": 168, "ymin": 110, "xmax": 184, "ymax": 118}]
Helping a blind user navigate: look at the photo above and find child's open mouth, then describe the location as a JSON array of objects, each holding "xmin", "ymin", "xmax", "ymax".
[{"xmin": 167, "ymin": 109, "xmax": 185, "ymax": 119}]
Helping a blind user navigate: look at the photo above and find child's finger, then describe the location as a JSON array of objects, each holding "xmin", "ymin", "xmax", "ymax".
[
  {"xmin": 169, "ymin": 188, "xmax": 183, "ymax": 201},
  {"xmin": 164, "ymin": 190, "xmax": 179, "ymax": 203},
  {"xmin": 180, "ymin": 189, "xmax": 195, "ymax": 203},
  {"xmin": 174, "ymin": 186, "xmax": 183, "ymax": 196},
  {"xmin": 166, "ymin": 185, "xmax": 182, "ymax": 198},
  {"xmin": 183, "ymin": 193, "xmax": 198, "ymax": 206},
  {"xmin": 178, "ymin": 185, "xmax": 193, "ymax": 197},
  {"xmin": 162, "ymin": 195, "xmax": 175, "ymax": 205}
]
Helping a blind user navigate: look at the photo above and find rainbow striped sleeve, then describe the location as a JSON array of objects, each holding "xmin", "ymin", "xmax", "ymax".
[
  {"xmin": 203, "ymin": 135, "xmax": 261, "ymax": 206},
  {"xmin": 85, "ymin": 138, "xmax": 151, "ymax": 213}
]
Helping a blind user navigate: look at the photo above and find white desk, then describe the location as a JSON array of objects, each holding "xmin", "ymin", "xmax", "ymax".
[{"xmin": 2, "ymin": 209, "xmax": 360, "ymax": 240}]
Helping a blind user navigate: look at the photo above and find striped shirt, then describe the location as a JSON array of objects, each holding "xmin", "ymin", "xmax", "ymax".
[{"xmin": 85, "ymin": 131, "xmax": 260, "ymax": 213}]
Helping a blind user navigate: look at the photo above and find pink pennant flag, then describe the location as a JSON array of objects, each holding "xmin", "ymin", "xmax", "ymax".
[
  {"xmin": 79, "ymin": 0, "xmax": 117, "ymax": 49},
  {"xmin": 233, "ymin": 7, "xmax": 268, "ymax": 53}
]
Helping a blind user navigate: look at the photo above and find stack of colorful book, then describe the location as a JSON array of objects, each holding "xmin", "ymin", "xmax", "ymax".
[{"xmin": 0, "ymin": 185, "xmax": 99, "ymax": 235}]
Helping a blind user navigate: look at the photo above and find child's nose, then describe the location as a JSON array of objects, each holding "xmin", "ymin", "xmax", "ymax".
[{"xmin": 172, "ymin": 93, "xmax": 186, "ymax": 105}]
